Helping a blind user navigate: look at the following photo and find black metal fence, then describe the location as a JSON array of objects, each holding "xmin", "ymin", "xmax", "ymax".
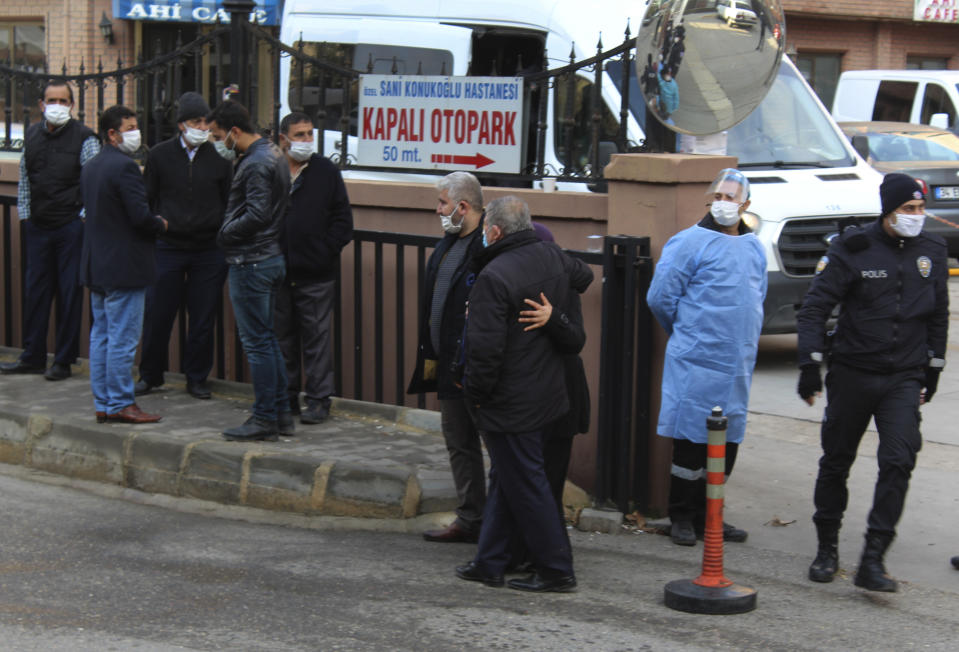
[{"xmin": 0, "ymin": 12, "xmax": 647, "ymax": 184}]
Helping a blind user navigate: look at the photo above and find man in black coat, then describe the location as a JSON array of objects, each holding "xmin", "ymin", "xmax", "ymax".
[
  {"xmin": 454, "ymin": 196, "xmax": 592, "ymax": 593},
  {"xmin": 408, "ymin": 171, "xmax": 487, "ymax": 543},
  {"xmin": 135, "ymin": 92, "xmax": 233, "ymax": 400},
  {"xmin": 3, "ymin": 81, "xmax": 99, "ymax": 380},
  {"xmin": 80, "ymin": 105, "xmax": 168, "ymax": 424},
  {"xmin": 275, "ymin": 112, "xmax": 353, "ymax": 424}
]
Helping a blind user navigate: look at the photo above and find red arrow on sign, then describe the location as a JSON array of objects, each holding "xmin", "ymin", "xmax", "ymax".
[{"xmin": 431, "ymin": 153, "xmax": 495, "ymax": 169}]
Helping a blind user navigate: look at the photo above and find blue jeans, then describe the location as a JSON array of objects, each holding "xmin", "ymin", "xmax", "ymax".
[
  {"xmin": 89, "ymin": 288, "xmax": 146, "ymax": 414},
  {"xmin": 228, "ymin": 255, "xmax": 288, "ymax": 422}
]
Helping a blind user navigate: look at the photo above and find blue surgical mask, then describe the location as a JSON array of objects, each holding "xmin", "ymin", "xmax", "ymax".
[{"xmin": 482, "ymin": 228, "xmax": 489, "ymax": 248}]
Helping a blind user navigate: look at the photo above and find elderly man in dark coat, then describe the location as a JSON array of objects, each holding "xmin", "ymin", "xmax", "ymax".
[
  {"xmin": 454, "ymin": 196, "xmax": 592, "ymax": 593},
  {"xmin": 80, "ymin": 105, "xmax": 167, "ymax": 424}
]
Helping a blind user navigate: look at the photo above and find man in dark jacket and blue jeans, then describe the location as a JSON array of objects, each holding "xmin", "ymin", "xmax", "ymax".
[
  {"xmin": 136, "ymin": 92, "xmax": 232, "ymax": 400},
  {"xmin": 455, "ymin": 196, "xmax": 592, "ymax": 593},
  {"xmin": 275, "ymin": 112, "xmax": 353, "ymax": 424},
  {"xmin": 207, "ymin": 101, "xmax": 292, "ymax": 441},
  {"xmin": 408, "ymin": 171, "xmax": 487, "ymax": 543},
  {"xmin": 80, "ymin": 105, "xmax": 167, "ymax": 424}
]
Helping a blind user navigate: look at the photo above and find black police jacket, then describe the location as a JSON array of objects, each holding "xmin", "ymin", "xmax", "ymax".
[
  {"xmin": 797, "ymin": 219, "xmax": 949, "ymax": 373},
  {"xmin": 217, "ymin": 138, "xmax": 290, "ymax": 264}
]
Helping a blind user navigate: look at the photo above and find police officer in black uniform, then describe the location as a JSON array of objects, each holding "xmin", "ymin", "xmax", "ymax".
[{"xmin": 797, "ymin": 173, "xmax": 949, "ymax": 593}]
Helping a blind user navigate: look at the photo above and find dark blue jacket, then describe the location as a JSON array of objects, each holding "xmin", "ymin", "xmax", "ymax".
[
  {"xmin": 80, "ymin": 144, "xmax": 165, "ymax": 290},
  {"xmin": 464, "ymin": 229, "xmax": 593, "ymax": 433},
  {"xmin": 797, "ymin": 219, "xmax": 949, "ymax": 373}
]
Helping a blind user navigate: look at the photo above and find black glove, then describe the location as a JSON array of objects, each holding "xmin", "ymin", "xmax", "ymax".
[
  {"xmin": 923, "ymin": 367, "xmax": 941, "ymax": 403},
  {"xmin": 798, "ymin": 364, "xmax": 822, "ymax": 400}
]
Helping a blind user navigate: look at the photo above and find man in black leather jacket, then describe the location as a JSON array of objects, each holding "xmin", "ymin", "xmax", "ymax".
[
  {"xmin": 797, "ymin": 173, "xmax": 949, "ymax": 592},
  {"xmin": 207, "ymin": 101, "xmax": 292, "ymax": 442}
]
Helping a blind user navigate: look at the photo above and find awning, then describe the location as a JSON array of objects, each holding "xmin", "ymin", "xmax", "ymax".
[{"xmin": 112, "ymin": 1, "xmax": 279, "ymax": 26}]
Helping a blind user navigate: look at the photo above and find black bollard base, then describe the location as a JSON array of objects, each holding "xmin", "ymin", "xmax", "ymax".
[{"xmin": 664, "ymin": 579, "xmax": 757, "ymax": 614}]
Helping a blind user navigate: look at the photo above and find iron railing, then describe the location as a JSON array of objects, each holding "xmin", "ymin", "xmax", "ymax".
[{"xmin": 0, "ymin": 15, "xmax": 647, "ymax": 183}]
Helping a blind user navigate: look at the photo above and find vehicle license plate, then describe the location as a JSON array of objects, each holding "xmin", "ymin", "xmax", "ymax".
[{"xmin": 935, "ymin": 186, "xmax": 959, "ymax": 200}]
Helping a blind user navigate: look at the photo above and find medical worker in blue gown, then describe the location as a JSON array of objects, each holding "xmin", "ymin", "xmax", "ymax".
[{"xmin": 647, "ymin": 168, "xmax": 767, "ymax": 547}]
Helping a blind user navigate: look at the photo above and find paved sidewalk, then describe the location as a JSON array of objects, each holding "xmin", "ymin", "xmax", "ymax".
[{"xmin": 0, "ymin": 347, "xmax": 458, "ymax": 529}]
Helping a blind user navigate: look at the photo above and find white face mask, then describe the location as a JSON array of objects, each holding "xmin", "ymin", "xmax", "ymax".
[
  {"xmin": 44, "ymin": 103, "xmax": 71, "ymax": 127},
  {"xmin": 891, "ymin": 212, "xmax": 925, "ymax": 238},
  {"xmin": 117, "ymin": 129, "xmax": 141, "ymax": 154},
  {"xmin": 214, "ymin": 140, "xmax": 236, "ymax": 161},
  {"xmin": 710, "ymin": 200, "xmax": 741, "ymax": 227},
  {"xmin": 440, "ymin": 205, "xmax": 464, "ymax": 234},
  {"xmin": 182, "ymin": 125, "xmax": 210, "ymax": 147},
  {"xmin": 287, "ymin": 140, "xmax": 314, "ymax": 163}
]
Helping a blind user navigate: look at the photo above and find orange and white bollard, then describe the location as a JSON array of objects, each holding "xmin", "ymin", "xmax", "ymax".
[{"xmin": 664, "ymin": 406, "xmax": 757, "ymax": 614}]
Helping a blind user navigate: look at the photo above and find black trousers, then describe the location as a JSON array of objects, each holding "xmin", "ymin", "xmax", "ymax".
[
  {"xmin": 669, "ymin": 438, "xmax": 739, "ymax": 525},
  {"xmin": 20, "ymin": 218, "xmax": 84, "ymax": 367},
  {"xmin": 139, "ymin": 243, "xmax": 227, "ymax": 386},
  {"xmin": 813, "ymin": 363, "xmax": 923, "ymax": 537},
  {"xmin": 474, "ymin": 429, "xmax": 573, "ymax": 579}
]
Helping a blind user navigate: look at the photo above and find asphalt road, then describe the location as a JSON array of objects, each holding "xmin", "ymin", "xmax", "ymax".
[{"xmin": 1, "ymin": 464, "xmax": 957, "ymax": 651}]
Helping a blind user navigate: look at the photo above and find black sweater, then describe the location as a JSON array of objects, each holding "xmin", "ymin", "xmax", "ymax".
[{"xmin": 144, "ymin": 135, "xmax": 233, "ymax": 250}]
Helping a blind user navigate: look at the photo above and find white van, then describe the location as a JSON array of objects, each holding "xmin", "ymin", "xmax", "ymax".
[
  {"xmin": 278, "ymin": 1, "xmax": 883, "ymax": 333},
  {"xmin": 832, "ymin": 70, "xmax": 959, "ymax": 132}
]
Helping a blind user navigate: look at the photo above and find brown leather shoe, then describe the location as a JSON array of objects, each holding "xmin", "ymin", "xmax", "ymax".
[
  {"xmin": 106, "ymin": 404, "xmax": 162, "ymax": 424},
  {"xmin": 95, "ymin": 411, "xmax": 107, "ymax": 423},
  {"xmin": 423, "ymin": 522, "xmax": 479, "ymax": 543}
]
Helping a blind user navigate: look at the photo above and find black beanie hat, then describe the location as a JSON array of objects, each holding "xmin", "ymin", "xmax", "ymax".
[
  {"xmin": 176, "ymin": 92, "xmax": 210, "ymax": 123},
  {"xmin": 880, "ymin": 173, "xmax": 924, "ymax": 216}
]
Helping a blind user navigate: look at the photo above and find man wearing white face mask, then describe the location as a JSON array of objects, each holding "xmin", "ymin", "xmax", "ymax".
[
  {"xmin": 135, "ymin": 92, "xmax": 232, "ymax": 401},
  {"xmin": 408, "ymin": 171, "xmax": 487, "ymax": 543},
  {"xmin": 80, "ymin": 105, "xmax": 168, "ymax": 424},
  {"xmin": 797, "ymin": 173, "xmax": 949, "ymax": 593},
  {"xmin": 274, "ymin": 112, "xmax": 353, "ymax": 424},
  {"xmin": 647, "ymin": 168, "xmax": 767, "ymax": 547},
  {"xmin": 3, "ymin": 81, "xmax": 99, "ymax": 380}
]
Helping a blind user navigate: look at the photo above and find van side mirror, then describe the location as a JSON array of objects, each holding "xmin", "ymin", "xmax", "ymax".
[
  {"xmin": 929, "ymin": 112, "xmax": 950, "ymax": 130},
  {"xmin": 850, "ymin": 134, "xmax": 870, "ymax": 160}
]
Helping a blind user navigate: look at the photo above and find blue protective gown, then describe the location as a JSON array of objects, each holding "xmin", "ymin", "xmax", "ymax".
[{"xmin": 647, "ymin": 223, "xmax": 767, "ymax": 443}]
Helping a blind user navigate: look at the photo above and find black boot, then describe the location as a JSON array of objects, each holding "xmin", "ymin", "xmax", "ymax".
[
  {"xmin": 809, "ymin": 521, "xmax": 839, "ymax": 583},
  {"xmin": 854, "ymin": 531, "xmax": 897, "ymax": 592}
]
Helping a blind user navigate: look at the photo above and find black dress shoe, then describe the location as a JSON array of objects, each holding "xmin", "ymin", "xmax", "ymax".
[
  {"xmin": 44, "ymin": 362, "xmax": 72, "ymax": 381},
  {"xmin": 507, "ymin": 573, "xmax": 577, "ymax": 593},
  {"xmin": 0, "ymin": 360, "xmax": 44, "ymax": 375},
  {"xmin": 186, "ymin": 380, "xmax": 212, "ymax": 399},
  {"xmin": 423, "ymin": 522, "xmax": 479, "ymax": 543},
  {"xmin": 951, "ymin": 556, "xmax": 959, "ymax": 570},
  {"xmin": 222, "ymin": 417, "xmax": 278, "ymax": 442},
  {"xmin": 134, "ymin": 379, "xmax": 160, "ymax": 396},
  {"xmin": 455, "ymin": 562, "xmax": 504, "ymax": 587}
]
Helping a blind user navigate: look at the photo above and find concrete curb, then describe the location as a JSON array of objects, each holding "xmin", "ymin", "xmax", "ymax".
[
  {"xmin": 0, "ymin": 348, "xmax": 452, "ymax": 527},
  {"xmin": 0, "ymin": 407, "xmax": 451, "ymax": 523}
]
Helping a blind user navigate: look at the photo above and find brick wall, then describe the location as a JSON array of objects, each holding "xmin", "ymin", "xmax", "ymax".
[{"xmin": 787, "ymin": 15, "xmax": 959, "ymax": 70}]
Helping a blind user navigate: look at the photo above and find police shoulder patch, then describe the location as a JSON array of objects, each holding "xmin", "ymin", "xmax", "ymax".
[
  {"xmin": 917, "ymin": 256, "xmax": 932, "ymax": 278},
  {"xmin": 815, "ymin": 256, "xmax": 829, "ymax": 275}
]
